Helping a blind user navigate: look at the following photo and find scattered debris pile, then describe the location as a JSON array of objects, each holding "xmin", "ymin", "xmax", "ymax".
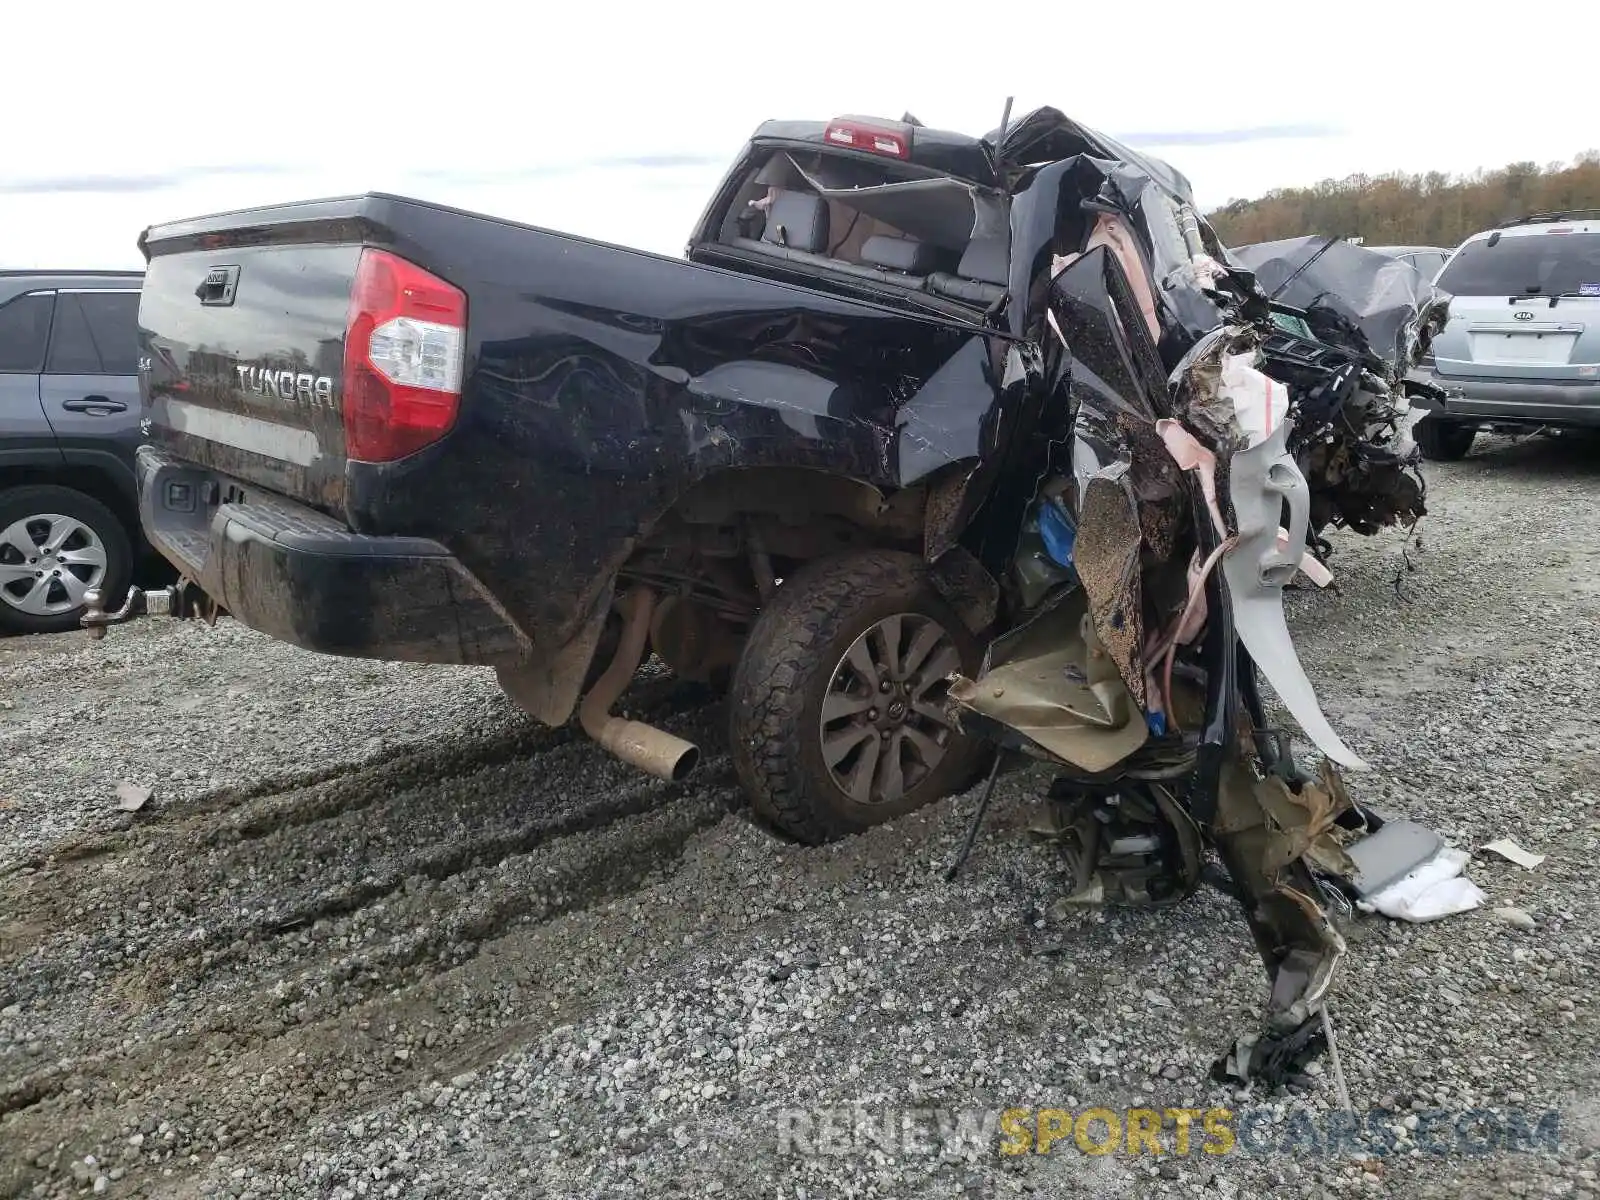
[{"xmin": 948, "ymin": 152, "xmax": 1457, "ymax": 1086}]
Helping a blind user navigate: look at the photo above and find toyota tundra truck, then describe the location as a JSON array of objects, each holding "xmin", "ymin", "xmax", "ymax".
[{"xmin": 105, "ymin": 107, "xmax": 1426, "ymax": 844}]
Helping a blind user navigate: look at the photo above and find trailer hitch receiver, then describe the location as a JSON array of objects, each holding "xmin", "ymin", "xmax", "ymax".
[{"xmin": 81, "ymin": 580, "xmax": 215, "ymax": 639}]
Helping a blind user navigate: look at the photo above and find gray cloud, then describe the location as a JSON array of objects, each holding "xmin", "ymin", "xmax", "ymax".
[
  {"xmin": 1117, "ymin": 123, "xmax": 1343, "ymax": 147},
  {"xmin": 409, "ymin": 153, "xmax": 729, "ymax": 186},
  {"xmin": 0, "ymin": 153, "xmax": 726, "ymax": 199},
  {"xmin": 0, "ymin": 164, "xmax": 290, "ymax": 196}
]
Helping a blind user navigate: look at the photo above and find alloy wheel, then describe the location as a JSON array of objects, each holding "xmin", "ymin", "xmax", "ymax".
[
  {"xmin": 818, "ymin": 612, "xmax": 964, "ymax": 805},
  {"xmin": 0, "ymin": 513, "xmax": 109, "ymax": 617}
]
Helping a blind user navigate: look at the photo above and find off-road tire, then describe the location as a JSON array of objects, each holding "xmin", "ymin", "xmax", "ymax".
[
  {"xmin": 1415, "ymin": 417, "xmax": 1476, "ymax": 461},
  {"xmin": 728, "ymin": 550, "xmax": 985, "ymax": 844},
  {"xmin": 0, "ymin": 485, "xmax": 132, "ymax": 636}
]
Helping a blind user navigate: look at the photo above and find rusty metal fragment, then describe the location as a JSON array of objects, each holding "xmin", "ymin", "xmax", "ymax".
[{"xmin": 1071, "ymin": 470, "xmax": 1148, "ymax": 712}]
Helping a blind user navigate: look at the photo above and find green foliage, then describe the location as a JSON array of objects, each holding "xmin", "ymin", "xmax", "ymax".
[{"xmin": 1207, "ymin": 152, "xmax": 1600, "ymax": 247}]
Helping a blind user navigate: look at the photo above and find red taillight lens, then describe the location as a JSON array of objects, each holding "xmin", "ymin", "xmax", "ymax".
[
  {"xmin": 823, "ymin": 118, "xmax": 910, "ymax": 159},
  {"xmin": 342, "ymin": 248, "xmax": 467, "ymax": 462}
]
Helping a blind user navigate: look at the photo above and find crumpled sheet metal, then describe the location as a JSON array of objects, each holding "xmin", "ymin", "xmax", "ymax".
[
  {"xmin": 1073, "ymin": 466, "xmax": 1150, "ymax": 714},
  {"xmin": 1221, "ymin": 413, "xmax": 1368, "ymax": 770},
  {"xmin": 1167, "ymin": 331, "xmax": 1295, "ymax": 458},
  {"xmin": 1228, "ymin": 235, "xmax": 1451, "ymax": 372},
  {"xmin": 986, "ymin": 107, "xmax": 1199, "ymax": 215},
  {"xmin": 1166, "ymin": 324, "xmax": 1253, "ymax": 459},
  {"xmin": 1050, "ymin": 246, "xmax": 1193, "ymax": 715},
  {"xmin": 1213, "ymin": 759, "xmax": 1358, "ymax": 877},
  {"xmin": 947, "ymin": 590, "xmax": 1149, "ymax": 774},
  {"xmin": 1214, "ymin": 757, "xmax": 1352, "ymax": 1032},
  {"xmin": 1051, "ymin": 212, "xmax": 1162, "ymax": 342}
]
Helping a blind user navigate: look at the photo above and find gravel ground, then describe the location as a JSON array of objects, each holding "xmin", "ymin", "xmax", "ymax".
[{"xmin": 2, "ymin": 433, "xmax": 1597, "ymax": 1200}]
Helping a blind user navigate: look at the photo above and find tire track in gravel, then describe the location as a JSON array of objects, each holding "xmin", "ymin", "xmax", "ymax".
[
  {"xmin": 6, "ymin": 437, "xmax": 1598, "ymax": 1200},
  {"xmin": 4, "ymin": 671, "xmax": 698, "ymax": 880},
  {"xmin": 0, "ymin": 677, "xmax": 733, "ymax": 1197},
  {"xmin": 0, "ymin": 784, "xmax": 740, "ymax": 1198},
  {"xmin": 5, "ymin": 712, "xmax": 703, "ymax": 993}
]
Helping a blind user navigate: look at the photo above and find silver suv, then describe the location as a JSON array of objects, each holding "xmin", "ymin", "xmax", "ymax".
[{"xmin": 1413, "ymin": 211, "xmax": 1600, "ymax": 459}]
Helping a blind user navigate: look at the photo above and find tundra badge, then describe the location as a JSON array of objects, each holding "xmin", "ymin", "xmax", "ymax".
[{"xmin": 236, "ymin": 363, "xmax": 336, "ymax": 408}]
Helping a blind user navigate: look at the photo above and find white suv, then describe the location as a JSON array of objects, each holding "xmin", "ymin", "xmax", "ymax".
[{"xmin": 1412, "ymin": 212, "xmax": 1600, "ymax": 459}]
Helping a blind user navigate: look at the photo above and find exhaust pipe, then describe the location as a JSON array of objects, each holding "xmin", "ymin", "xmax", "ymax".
[{"xmin": 579, "ymin": 586, "xmax": 701, "ymax": 783}]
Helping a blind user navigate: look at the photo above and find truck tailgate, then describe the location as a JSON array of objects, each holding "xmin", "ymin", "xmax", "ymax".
[{"xmin": 138, "ymin": 196, "xmax": 466, "ymax": 515}]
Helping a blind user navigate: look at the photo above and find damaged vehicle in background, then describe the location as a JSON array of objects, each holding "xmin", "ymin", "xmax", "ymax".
[
  {"xmin": 1402, "ymin": 211, "xmax": 1600, "ymax": 459},
  {"xmin": 1230, "ymin": 235, "xmax": 1455, "ymax": 465},
  {"xmin": 99, "ymin": 104, "xmax": 1446, "ymax": 1082}
]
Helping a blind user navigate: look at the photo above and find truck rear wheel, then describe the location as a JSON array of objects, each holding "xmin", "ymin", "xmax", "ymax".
[{"xmin": 728, "ymin": 550, "xmax": 985, "ymax": 844}]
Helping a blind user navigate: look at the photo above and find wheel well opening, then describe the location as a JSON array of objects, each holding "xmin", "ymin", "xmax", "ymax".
[
  {"xmin": 623, "ymin": 467, "xmax": 932, "ymax": 618},
  {"xmin": 611, "ymin": 464, "xmax": 994, "ymax": 685},
  {"xmin": 0, "ymin": 466, "xmax": 138, "ymax": 546}
]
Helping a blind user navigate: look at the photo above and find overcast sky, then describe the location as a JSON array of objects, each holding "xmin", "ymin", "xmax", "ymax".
[{"xmin": 6, "ymin": 1, "xmax": 1597, "ymax": 270}]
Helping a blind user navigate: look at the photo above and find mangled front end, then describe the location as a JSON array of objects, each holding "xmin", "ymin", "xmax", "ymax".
[
  {"xmin": 949, "ymin": 163, "xmax": 1434, "ymax": 1086},
  {"xmin": 1230, "ymin": 234, "xmax": 1450, "ymax": 542}
]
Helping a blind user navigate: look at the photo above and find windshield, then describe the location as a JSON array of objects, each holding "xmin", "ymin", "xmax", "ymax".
[{"xmin": 1436, "ymin": 231, "xmax": 1600, "ymax": 297}]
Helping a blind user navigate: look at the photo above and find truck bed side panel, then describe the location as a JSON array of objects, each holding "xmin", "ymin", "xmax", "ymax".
[
  {"xmin": 140, "ymin": 195, "xmax": 1005, "ymax": 655},
  {"xmin": 357, "ymin": 200, "xmax": 1002, "ymax": 650}
]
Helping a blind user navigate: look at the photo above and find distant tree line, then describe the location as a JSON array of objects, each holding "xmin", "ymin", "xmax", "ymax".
[{"xmin": 1206, "ymin": 152, "xmax": 1600, "ymax": 248}]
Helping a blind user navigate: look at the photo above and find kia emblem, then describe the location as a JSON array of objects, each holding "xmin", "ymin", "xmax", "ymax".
[{"xmin": 1513, "ymin": 310, "xmax": 1534, "ymax": 321}]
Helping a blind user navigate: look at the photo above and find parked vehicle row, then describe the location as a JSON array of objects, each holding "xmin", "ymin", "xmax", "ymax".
[
  {"xmin": 0, "ymin": 271, "xmax": 150, "ymax": 634},
  {"xmin": 1238, "ymin": 224, "xmax": 1600, "ymax": 460}
]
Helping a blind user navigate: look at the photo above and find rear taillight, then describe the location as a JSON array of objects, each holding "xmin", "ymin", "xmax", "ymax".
[{"xmin": 342, "ymin": 248, "xmax": 467, "ymax": 462}]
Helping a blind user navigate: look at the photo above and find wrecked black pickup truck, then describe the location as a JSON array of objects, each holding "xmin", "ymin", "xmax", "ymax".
[{"xmin": 95, "ymin": 106, "xmax": 1433, "ymax": 860}]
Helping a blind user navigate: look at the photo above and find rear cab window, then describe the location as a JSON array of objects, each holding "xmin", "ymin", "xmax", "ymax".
[
  {"xmin": 701, "ymin": 145, "xmax": 1010, "ymax": 314},
  {"xmin": 1436, "ymin": 230, "xmax": 1600, "ymax": 297}
]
